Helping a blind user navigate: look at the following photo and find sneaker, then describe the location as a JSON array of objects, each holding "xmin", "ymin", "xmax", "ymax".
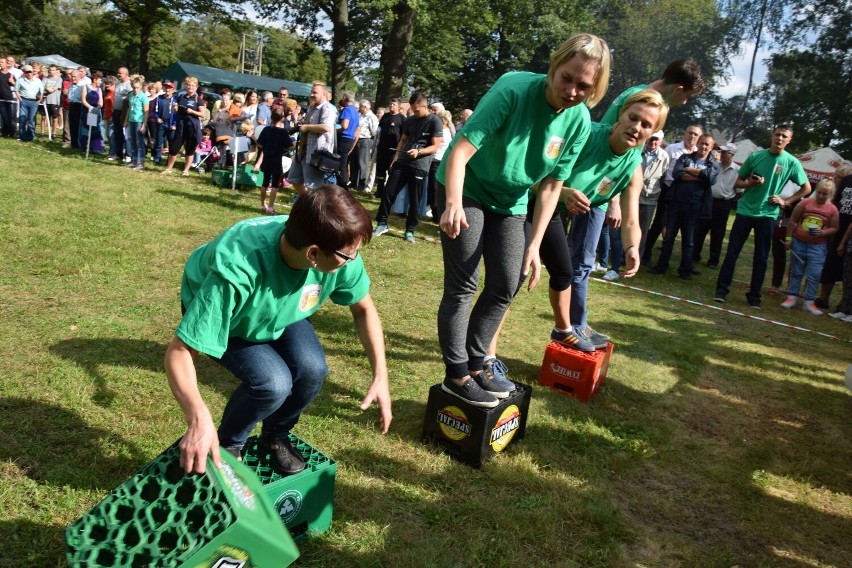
[
  {"xmin": 551, "ymin": 328, "xmax": 595, "ymax": 352},
  {"xmin": 260, "ymin": 435, "xmax": 306, "ymax": 475},
  {"xmin": 602, "ymin": 269, "xmax": 619, "ymax": 281},
  {"xmin": 404, "ymin": 231, "xmax": 415, "ymax": 243},
  {"xmin": 747, "ymin": 298, "xmax": 762, "ymax": 310},
  {"xmin": 803, "ymin": 301, "xmax": 823, "ymax": 316},
  {"xmin": 124, "ymin": 156, "xmax": 132, "ymax": 163},
  {"xmin": 373, "ymin": 224, "xmax": 389, "ymax": 237},
  {"xmin": 441, "ymin": 377, "xmax": 499, "ymax": 408},
  {"xmin": 781, "ymin": 296, "xmax": 796, "ymax": 309},
  {"xmin": 487, "ymin": 359, "xmax": 516, "ymax": 394},
  {"xmin": 843, "ymin": 315, "xmax": 852, "ymax": 323},
  {"xmin": 127, "ymin": 161, "xmax": 137, "ymax": 168},
  {"xmin": 592, "ymin": 263, "xmax": 607, "ymax": 273},
  {"xmin": 473, "ymin": 365, "xmax": 511, "ymax": 399},
  {"xmin": 579, "ymin": 326, "xmax": 609, "ymax": 349},
  {"xmin": 422, "ymin": 210, "xmax": 433, "ymax": 219},
  {"xmin": 133, "ymin": 164, "xmax": 144, "ymax": 171},
  {"xmin": 829, "ymin": 311, "xmax": 848, "ymax": 319},
  {"xmin": 107, "ymin": 154, "xmax": 117, "ymax": 161},
  {"xmin": 713, "ymin": 294, "xmax": 726, "ymax": 303}
]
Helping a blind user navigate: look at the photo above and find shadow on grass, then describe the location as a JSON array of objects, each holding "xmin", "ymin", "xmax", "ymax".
[
  {"xmin": 0, "ymin": 397, "xmax": 149, "ymax": 490},
  {"xmin": 156, "ymin": 186, "xmax": 257, "ymax": 213},
  {"xmin": 0, "ymin": 519, "xmax": 66, "ymax": 566},
  {"xmin": 49, "ymin": 338, "xmax": 165, "ymax": 407}
]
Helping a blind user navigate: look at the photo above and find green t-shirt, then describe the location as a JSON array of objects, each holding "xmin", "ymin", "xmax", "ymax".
[
  {"xmin": 177, "ymin": 216, "xmax": 370, "ymax": 358},
  {"xmin": 555, "ymin": 122, "xmax": 642, "ymax": 212},
  {"xmin": 127, "ymin": 91, "xmax": 149, "ymax": 123},
  {"xmin": 736, "ymin": 150, "xmax": 808, "ymax": 219},
  {"xmin": 599, "ymin": 84, "xmax": 648, "ymax": 126},
  {"xmin": 436, "ymin": 71, "xmax": 591, "ymax": 215}
]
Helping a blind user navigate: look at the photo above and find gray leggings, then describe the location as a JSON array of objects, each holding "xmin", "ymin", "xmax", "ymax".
[{"xmin": 437, "ymin": 194, "xmax": 527, "ymax": 379}]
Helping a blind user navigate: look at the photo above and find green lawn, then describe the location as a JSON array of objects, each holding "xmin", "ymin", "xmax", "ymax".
[{"xmin": 0, "ymin": 137, "xmax": 850, "ymax": 567}]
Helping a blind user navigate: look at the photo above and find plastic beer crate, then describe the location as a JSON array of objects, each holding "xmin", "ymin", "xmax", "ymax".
[
  {"xmin": 539, "ymin": 341, "xmax": 614, "ymax": 402},
  {"xmin": 240, "ymin": 434, "xmax": 337, "ymax": 540},
  {"xmin": 65, "ymin": 441, "xmax": 299, "ymax": 567}
]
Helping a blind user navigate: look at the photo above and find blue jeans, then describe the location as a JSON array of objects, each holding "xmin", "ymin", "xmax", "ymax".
[
  {"xmin": 127, "ymin": 122, "xmax": 146, "ymax": 163},
  {"xmin": 608, "ymin": 226, "xmax": 623, "ymax": 271},
  {"xmin": 656, "ymin": 200, "xmax": 701, "ymax": 275},
  {"xmin": 569, "ymin": 207, "xmax": 606, "ymax": 331},
  {"xmin": 596, "ymin": 222, "xmax": 610, "ymax": 267},
  {"xmin": 153, "ymin": 122, "xmax": 169, "ymax": 163},
  {"xmin": 212, "ymin": 319, "xmax": 329, "ymax": 451},
  {"xmin": 715, "ymin": 214, "xmax": 775, "ymax": 302},
  {"xmin": 18, "ymin": 99, "xmax": 38, "ymax": 141},
  {"xmin": 786, "ymin": 239, "xmax": 826, "ymax": 301}
]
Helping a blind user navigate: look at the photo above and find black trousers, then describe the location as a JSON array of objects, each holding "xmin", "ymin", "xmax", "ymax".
[
  {"xmin": 375, "ymin": 163, "xmax": 427, "ymax": 233},
  {"xmin": 336, "ymin": 136, "xmax": 356, "ymax": 188},
  {"xmin": 656, "ymin": 200, "xmax": 701, "ymax": 276},
  {"xmin": 694, "ymin": 197, "xmax": 733, "ymax": 266},
  {"xmin": 68, "ymin": 102, "xmax": 82, "ymax": 149}
]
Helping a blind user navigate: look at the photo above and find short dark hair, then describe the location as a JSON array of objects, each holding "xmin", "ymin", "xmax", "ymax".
[
  {"xmin": 774, "ymin": 123, "xmax": 794, "ymax": 134},
  {"xmin": 661, "ymin": 59, "xmax": 705, "ymax": 93},
  {"xmin": 271, "ymin": 107, "xmax": 286, "ymax": 124},
  {"xmin": 285, "ymin": 185, "xmax": 373, "ymax": 253},
  {"xmin": 409, "ymin": 92, "xmax": 428, "ymax": 106}
]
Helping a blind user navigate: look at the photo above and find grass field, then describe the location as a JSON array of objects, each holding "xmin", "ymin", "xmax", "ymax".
[{"xmin": 0, "ymin": 137, "xmax": 850, "ymax": 568}]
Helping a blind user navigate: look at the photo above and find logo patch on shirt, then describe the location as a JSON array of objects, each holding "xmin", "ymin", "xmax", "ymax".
[
  {"xmin": 299, "ymin": 284, "xmax": 322, "ymax": 312},
  {"xmin": 774, "ymin": 164, "xmax": 783, "ymax": 175},
  {"xmin": 545, "ymin": 136, "xmax": 565, "ymax": 159},
  {"xmin": 597, "ymin": 177, "xmax": 614, "ymax": 196}
]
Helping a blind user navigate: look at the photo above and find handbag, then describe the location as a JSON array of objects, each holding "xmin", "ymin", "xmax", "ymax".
[{"xmin": 310, "ymin": 148, "xmax": 340, "ymax": 172}]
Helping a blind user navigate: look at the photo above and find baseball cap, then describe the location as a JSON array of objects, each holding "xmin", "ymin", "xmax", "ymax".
[
  {"xmin": 163, "ymin": 80, "xmax": 175, "ymax": 88},
  {"xmin": 22, "ymin": 64, "xmax": 33, "ymax": 72},
  {"xmin": 720, "ymin": 143, "xmax": 737, "ymax": 153},
  {"xmin": 650, "ymin": 130, "xmax": 664, "ymax": 140}
]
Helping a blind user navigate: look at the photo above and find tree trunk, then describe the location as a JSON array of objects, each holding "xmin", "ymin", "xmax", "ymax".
[
  {"xmin": 732, "ymin": 0, "xmax": 767, "ymax": 142},
  {"xmin": 375, "ymin": 1, "xmax": 415, "ymax": 107},
  {"xmin": 139, "ymin": 21, "xmax": 153, "ymax": 77},
  {"xmin": 329, "ymin": 0, "xmax": 349, "ymax": 100}
]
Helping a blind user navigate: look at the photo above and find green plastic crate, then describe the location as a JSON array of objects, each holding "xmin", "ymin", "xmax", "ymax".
[
  {"xmin": 240, "ymin": 434, "xmax": 336, "ymax": 540},
  {"xmin": 65, "ymin": 442, "xmax": 299, "ymax": 567},
  {"xmin": 211, "ymin": 167, "xmax": 262, "ymax": 188}
]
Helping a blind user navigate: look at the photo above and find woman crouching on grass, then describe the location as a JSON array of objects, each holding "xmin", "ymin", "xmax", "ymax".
[{"xmin": 165, "ymin": 185, "xmax": 392, "ymax": 475}]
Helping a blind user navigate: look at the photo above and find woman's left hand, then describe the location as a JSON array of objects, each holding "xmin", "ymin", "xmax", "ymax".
[{"xmin": 360, "ymin": 380, "xmax": 392, "ymax": 434}]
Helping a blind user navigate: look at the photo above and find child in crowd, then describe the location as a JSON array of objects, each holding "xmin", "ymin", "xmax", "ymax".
[
  {"xmin": 829, "ymin": 217, "xmax": 852, "ymax": 321},
  {"xmin": 194, "ymin": 128, "xmax": 213, "ymax": 166},
  {"xmin": 124, "ymin": 76, "xmax": 149, "ymax": 171},
  {"xmin": 781, "ymin": 179, "xmax": 839, "ymax": 314},
  {"xmin": 253, "ymin": 108, "xmax": 292, "ymax": 214}
]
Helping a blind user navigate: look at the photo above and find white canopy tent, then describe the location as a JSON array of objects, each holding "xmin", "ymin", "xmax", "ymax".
[
  {"xmin": 795, "ymin": 147, "xmax": 851, "ymax": 185},
  {"xmin": 731, "ymin": 139, "xmax": 763, "ymax": 166},
  {"xmin": 23, "ymin": 54, "xmax": 85, "ymax": 69}
]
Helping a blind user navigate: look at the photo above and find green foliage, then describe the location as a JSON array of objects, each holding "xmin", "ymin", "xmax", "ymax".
[{"xmin": 0, "ymin": 0, "xmax": 67, "ymax": 56}]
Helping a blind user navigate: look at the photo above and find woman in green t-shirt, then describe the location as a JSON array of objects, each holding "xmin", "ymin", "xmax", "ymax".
[
  {"xmin": 489, "ymin": 90, "xmax": 669, "ymax": 362},
  {"xmin": 165, "ymin": 186, "xmax": 392, "ymax": 476},
  {"xmin": 435, "ymin": 33, "xmax": 611, "ymax": 409}
]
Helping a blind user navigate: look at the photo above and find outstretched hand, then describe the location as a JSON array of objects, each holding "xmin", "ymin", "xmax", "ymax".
[
  {"xmin": 360, "ymin": 380, "xmax": 392, "ymax": 434},
  {"xmin": 178, "ymin": 413, "xmax": 221, "ymax": 475}
]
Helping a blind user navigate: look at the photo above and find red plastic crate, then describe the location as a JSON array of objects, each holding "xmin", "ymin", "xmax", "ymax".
[{"xmin": 538, "ymin": 341, "xmax": 614, "ymax": 402}]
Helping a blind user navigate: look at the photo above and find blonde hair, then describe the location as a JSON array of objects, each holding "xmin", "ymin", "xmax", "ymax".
[
  {"xmin": 835, "ymin": 164, "xmax": 852, "ymax": 178},
  {"xmin": 815, "ymin": 178, "xmax": 837, "ymax": 195},
  {"xmin": 620, "ymin": 89, "xmax": 669, "ymax": 130},
  {"xmin": 285, "ymin": 98, "xmax": 299, "ymax": 111},
  {"xmin": 547, "ymin": 33, "xmax": 611, "ymax": 109},
  {"xmin": 184, "ymin": 76, "xmax": 199, "ymax": 87},
  {"xmin": 233, "ymin": 93, "xmax": 245, "ymax": 104},
  {"xmin": 437, "ymin": 110, "xmax": 453, "ymax": 128},
  {"xmin": 239, "ymin": 121, "xmax": 253, "ymax": 135}
]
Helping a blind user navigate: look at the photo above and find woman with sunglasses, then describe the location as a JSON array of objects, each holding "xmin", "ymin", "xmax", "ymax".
[{"xmin": 166, "ymin": 185, "xmax": 392, "ymax": 475}]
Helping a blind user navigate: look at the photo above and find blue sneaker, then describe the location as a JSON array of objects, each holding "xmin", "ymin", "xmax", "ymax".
[
  {"xmin": 578, "ymin": 326, "xmax": 609, "ymax": 349},
  {"xmin": 473, "ymin": 363, "xmax": 511, "ymax": 399},
  {"xmin": 551, "ymin": 328, "xmax": 595, "ymax": 352},
  {"xmin": 482, "ymin": 358, "xmax": 516, "ymax": 395}
]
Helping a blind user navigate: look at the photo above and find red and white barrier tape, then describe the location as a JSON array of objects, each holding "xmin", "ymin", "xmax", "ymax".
[{"xmin": 591, "ymin": 277, "xmax": 850, "ymax": 343}]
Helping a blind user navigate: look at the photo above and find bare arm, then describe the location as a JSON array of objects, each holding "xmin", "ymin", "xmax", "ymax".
[
  {"xmin": 349, "ymin": 294, "xmax": 392, "ymax": 434},
  {"xmin": 524, "ymin": 176, "xmax": 564, "ymax": 290},
  {"xmin": 164, "ymin": 336, "xmax": 221, "ymax": 474},
  {"xmin": 619, "ymin": 166, "xmax": 643, "ymax": 277},
  {"xmin": 439, "ymin": 136, "xmax": 476, "ymax": 238}
]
